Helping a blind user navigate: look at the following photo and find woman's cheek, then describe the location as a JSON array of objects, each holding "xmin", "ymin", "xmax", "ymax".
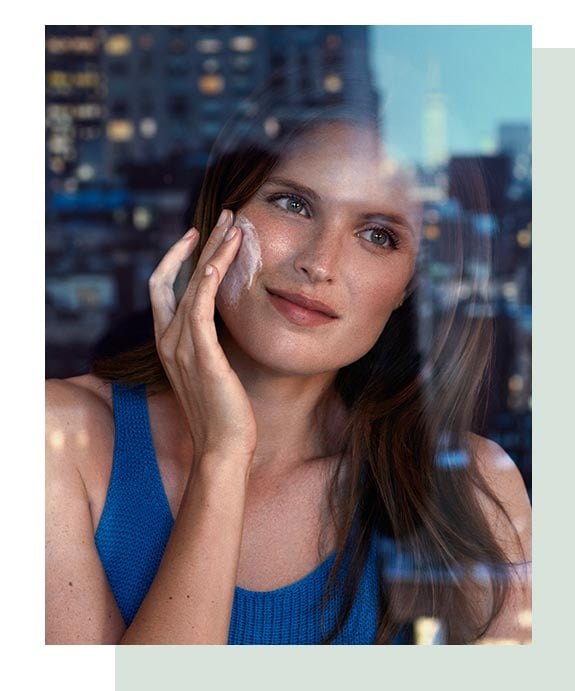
[{"xmin": 218, "ymin": 214, "xmax": 263, "ymax": 307}]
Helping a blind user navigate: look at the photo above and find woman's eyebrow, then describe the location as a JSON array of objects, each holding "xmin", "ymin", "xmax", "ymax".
[
  {"xmin": 264, "ymin": 176, "xmax": 417, "ymax": 239},
  {"xmin": 360, "ymin": 212, "xmax": 416, "ymax": 239},
  {"xmin": 263, "ymin": 176, "xmax": 321, "ymax": 201}
]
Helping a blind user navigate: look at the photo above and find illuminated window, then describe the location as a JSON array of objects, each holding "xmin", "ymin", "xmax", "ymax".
[
  {"xmin": 198, "ymin": 74, "xmax": 225, "ymax": 95},
  {"xmin": 502, "ymin": 281, "xmax": 519, "ymax": 301},
  {"xmin": 324, "ymin": 74, "xmax": 343, "ymax": 93},
  {"xmin": 107, "ymin": 119, "xmax": 134, "ymax": 141},
  {"xmin": 73, "ymin": 71, "xmax": 100, "ymax": 88},
  {"xmin": 508, "ymin": 374, "xmax": 524, "ymax": 393},
  {"xmin": 46, "ymin": 36, "xmax": 98, "ymax": 54},
  {"xmin": 516, "ymin": 228, "xmax": 531, "ymax": 247},
  {"xmin": 46, "ymin": 37, "xmax": 63, "ymax": 54},
  {"xmin": 49, "ymin": 157, "xmax": 65, "ymax": 174},
  {"xmin": 74, "ymin": 103, "xmax": 103, "ymax": 119},
  {"xmin": 105, "ymin": 34, "xmax": 132, "ymax": 55},
  {"xmin": 133, "ymin": 206, "xmax": 153, "ymax": 230},
  {"xmin": 230, "ymin": 35, "xmax": 256, "ymax": 52},
  {"xmin": 424, "ymin": 225, "xmax": 441, "ymax": 241},
  {"xmin": 48, "ymin": 135, "xmax": 70, "ymax": 155},
  {"xmin": 196, "ymin": 38, "xmax": 222, "ymax": 54},
  {"xmin": 46, "ymin": 104, "xmax": 63, "ymax": 120},
  {"xmin": 77, "ymin": 164, "xmax": 95, "ymax": 181},
  {"xmin": 263, "ymin": 116, "xmax": 280, "ymax": 139},
  {"xmin": 140, "ymin": 118, "xmax": 157, "ymax": 138},
  {"xmin": 47, "ymin": 71, "xmax": 69, "ymax": 89}
]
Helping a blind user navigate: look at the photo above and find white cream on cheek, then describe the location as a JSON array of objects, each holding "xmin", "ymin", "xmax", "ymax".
[{"xmin": 218, "ymin": 214, "xmax": 263, "ymax": 307}]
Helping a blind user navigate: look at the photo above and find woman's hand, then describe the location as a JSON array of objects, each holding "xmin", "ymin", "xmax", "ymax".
[{"xmin": 149, "ymin": 209, "xmax": 257, "ymax": 468}]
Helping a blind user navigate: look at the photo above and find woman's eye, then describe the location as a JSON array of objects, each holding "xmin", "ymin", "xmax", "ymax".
[
  {"xmin": 358, "ymin": 227, "xmax": 398, "ymax": 249},
  {"xmin": 271, "ymin": 194, "xmax": 310, "ymax": 217}
]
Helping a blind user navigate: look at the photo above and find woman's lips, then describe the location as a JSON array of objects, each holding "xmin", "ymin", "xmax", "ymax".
[{"xmin": 267, "ymin": 290, "xmax": 338, "ymax": 327}]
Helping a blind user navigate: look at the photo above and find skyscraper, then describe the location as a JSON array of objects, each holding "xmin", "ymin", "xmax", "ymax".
[{"xmin": 422, "ymin": 59, "xmax": 448, "ymax": 169}]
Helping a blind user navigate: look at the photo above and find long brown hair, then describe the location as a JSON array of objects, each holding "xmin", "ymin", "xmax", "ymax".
[{"xmin": 93, "ymin": 100, "xmax": 525, "ymax": 644}]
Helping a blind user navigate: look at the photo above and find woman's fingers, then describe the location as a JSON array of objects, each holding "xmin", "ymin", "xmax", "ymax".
[
  {"xmin": 149, "ymin": 228, "xmax": 200, "ymax": 339},
  {"xmin": 150, "ymin": 208, "xmax": 240, "ymax": 356},
  {"xmin": 180, "ymin": 218, "xmax": 241, "ymax": 312},
  {"xmin": 178, "ymin": 209, "xmax": 234, "ymax": 308},
  {"xmin": 187, "ymin": 226, "xmax": 243, "ymax": 362}
]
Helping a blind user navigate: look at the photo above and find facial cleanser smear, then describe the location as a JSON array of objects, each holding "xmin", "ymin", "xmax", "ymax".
[{"xmin": 218, "ymin": 214, "xmax": 262, "ymax": 307}]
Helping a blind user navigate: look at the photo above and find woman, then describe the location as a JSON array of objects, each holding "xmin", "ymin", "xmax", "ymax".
[{"xmin": 45, "ymin": 103, "xmax": 531, "ymax": 644}]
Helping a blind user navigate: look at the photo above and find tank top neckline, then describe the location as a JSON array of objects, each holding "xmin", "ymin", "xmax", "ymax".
[{"xmin": 111, "ymin": 382, "xmax": 341, "ymax": 597}]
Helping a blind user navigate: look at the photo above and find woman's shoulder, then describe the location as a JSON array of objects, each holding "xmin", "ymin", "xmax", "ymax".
[
  {"xmin": 46, "ymin": 373, "xmax": 114, "ymax": 426},
  {"xmin": 467, "ymin": 432, "xmax": 528, "ymax": 500},
  {"xmin": 46, "ymin": 374, "xmax": 116, "ymax": 482},
  {"xmin": 466, "ymin": 432, "xmax": 531, "ymax": 563}
]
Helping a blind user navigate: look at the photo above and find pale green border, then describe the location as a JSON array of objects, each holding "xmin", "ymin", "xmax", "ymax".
[{"xmin": 116, "ymin": 48, "xmax": 574, "ymax": 690}]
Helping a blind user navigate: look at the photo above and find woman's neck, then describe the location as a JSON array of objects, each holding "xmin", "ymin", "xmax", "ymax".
[{"xmin": 219, "ymin": 330, "xmax": 348, "ymax": 477}]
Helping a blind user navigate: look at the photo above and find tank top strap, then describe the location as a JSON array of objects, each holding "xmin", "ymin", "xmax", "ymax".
[
  {"xmin": 107, "ymin": 382, "xmax": 173, "ymax": 517},
  {"xmin": 94, "ymin": 382, "xmax": 174, "ymax": 625}
]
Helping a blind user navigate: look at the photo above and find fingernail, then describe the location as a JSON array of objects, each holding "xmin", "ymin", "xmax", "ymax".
[
  {"xmin": 217, "ymin": 209, "xmax": 230, "ymax": 226},
  {"xmin": 224, "ymin": 226, "xmax": 238, "ymax": 242},
  {"xmin": 183, "ymin": 227, "xmax": 197, "ymax": 238}
]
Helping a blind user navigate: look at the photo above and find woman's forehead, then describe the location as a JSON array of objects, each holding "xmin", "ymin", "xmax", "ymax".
[
  {"xmin": 283, "ymin": 121, "xmax": 381, "ymax": 161},
  {"xmin": 272, "ymin": 121, "xmax": 421, "ymax": 227},
  {"xmin": 277, "ymin": 122, "xmax": 409, "ymax": 187}
]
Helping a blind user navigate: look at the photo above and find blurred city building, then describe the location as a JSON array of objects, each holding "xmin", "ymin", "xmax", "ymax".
[{"xmin": 415, "ymin": 149, "xmax": 531, "ymax": 488}]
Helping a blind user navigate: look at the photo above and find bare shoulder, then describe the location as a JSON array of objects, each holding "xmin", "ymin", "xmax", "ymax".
[
  {"xmin": 466, "ymin": 434, "xmax": 532, "ymax": 644},
  {"xmin": 46, "ymin": 373, "xmax": 113, "ymax": 425},
  {"xmin": 46, "ymin": 374, "xmax": 114, "ymax": 455},
  {"xmin": 467, "ymin": 432, "xmax": 530, "ymax": 506},
  {"xmin": 46, "ymin": 374, "xmax": 116, "ymax": 517},
  {"xmin": 45, "ymin": 374, "xmax": 125, "ymax": 643},
  {"xmin": 467, "ymin": 432, "xmax": 532, "ymax": 563}
]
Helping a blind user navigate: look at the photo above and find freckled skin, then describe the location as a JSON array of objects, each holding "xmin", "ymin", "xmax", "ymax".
[
  {"xmin": 218, "ymin": 215, "xmax": 262, "ymax": 307},
  {"xmin": 214, "ymin": 122, "xmax": 421, "ymax": 378}
]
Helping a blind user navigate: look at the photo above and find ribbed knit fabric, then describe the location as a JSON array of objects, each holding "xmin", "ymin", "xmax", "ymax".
[{"xmin": 94, "ymin": 383, "xmax": 409, "ymax": 644}]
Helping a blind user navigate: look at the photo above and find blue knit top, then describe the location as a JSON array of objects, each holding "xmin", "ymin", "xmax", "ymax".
[{"xmin": 94, "ymin": 383, "xmax": 409, "ymax": 644}]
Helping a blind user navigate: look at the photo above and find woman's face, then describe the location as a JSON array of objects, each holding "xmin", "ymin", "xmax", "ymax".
[{"xmin": 215, "ymin": 121, "xmax": 421, "ymax": 377}]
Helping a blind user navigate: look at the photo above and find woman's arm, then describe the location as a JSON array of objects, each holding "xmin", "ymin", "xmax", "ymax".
[
  {"xmin": 470, "ymin": 434, "xmax": 532, "ymax": 644},
  {"xmin": 45, "ymin": 378, "xmax": 252, "ymax": 645},
  {"xmin": 45, "ymin": 379, "xmax": 126, "ymax": 644},
  {"xmin": 47, "ymin": 212, "xmax": 256, "ymax": 644}
]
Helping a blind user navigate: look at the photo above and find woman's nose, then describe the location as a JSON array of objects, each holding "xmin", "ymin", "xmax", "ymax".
[{"xmin": 293, "ymin": 224, "xmax": 344, "ymax": 283}]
